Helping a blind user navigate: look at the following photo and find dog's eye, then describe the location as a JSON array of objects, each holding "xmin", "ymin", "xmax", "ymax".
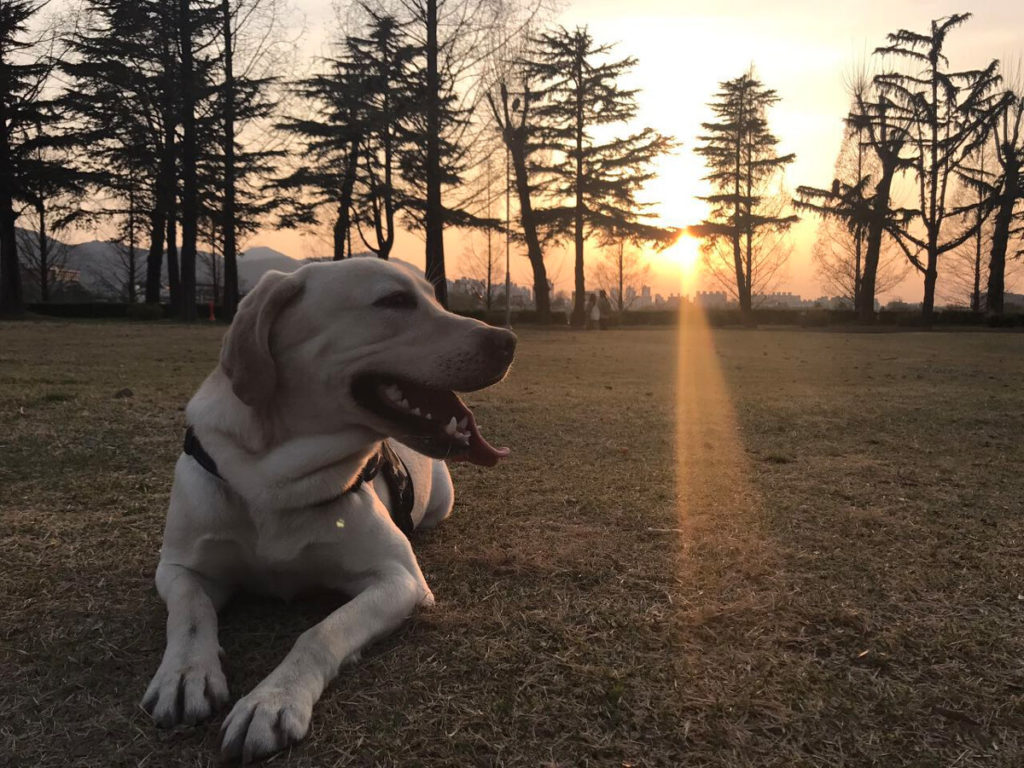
[{"xmin": 373, "ymin": 291, "xmax": 417, "ymax": 310}]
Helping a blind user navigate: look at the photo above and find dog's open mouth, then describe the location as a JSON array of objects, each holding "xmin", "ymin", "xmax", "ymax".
[{"xmin": 352, "ymin": 374, "xmax": 509, "ymax": 466}]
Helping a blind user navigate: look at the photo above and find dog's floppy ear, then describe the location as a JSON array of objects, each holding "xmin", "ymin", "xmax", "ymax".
[{"xmin": 220, "ymin": 270, "xmax": 303, "ymax": 409}]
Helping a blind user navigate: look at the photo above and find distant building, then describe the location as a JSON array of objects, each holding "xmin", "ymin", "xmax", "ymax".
[
  {"xmin": 1003, "ymin": 292, "xmax": 1024, "ymax": 310},
  {"xmin": 696, "ymin": 290, "xmax": 729, "ymax": 308}
]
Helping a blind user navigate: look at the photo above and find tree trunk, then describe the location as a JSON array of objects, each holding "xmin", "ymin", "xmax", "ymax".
[
  {"xmin": 148, "ymin": 4, "xmax": 177, "ymax": 305},
  {"xmin": 37, "ymin": 204, "xmax": 49, "ymax": 302},
  {"xmin": 921, "ymin": 241, "xmax": 938, "ymax": 323},
  {"xmin": 570, "ymin": 52, "xmax": 585, "ymax": 328},
  {"xmin": 178, "ymin": 0, "xmax": 198, "ymax": 321},
  {"xmin": 127, "ymin": 184, "xmax": 137, "ymax": 303},
  {"xmin": 145, "ymin": 118, "xmax": 174, "ymax": 304},
  {"xmin": 423, "ymin": 0, "xmax": 447, "ymax": 305},
  {"xmin": 167, "ymin": 203, "xmax": 180, "ymax": 311},
  {"xmin": 859, "ymin": 162, "xmax": 895, "ymax": 322},
  {"xmin": 485, "ymin": 225, "xmax": 492, "ymax": 312},
  {"xmin": 333, "ymin": 142, "xmax": 359, "ymax": 261},
  {"xmin": 332, "ymin": 206, "xmax": 347, "ymax": 261},
  {"xmin": 986, "ymin": 161, "xmax": 1018, "ymax": 316},
  {"xmin": 0, "ymin": 98, "xmax": 23, "ymax": 316},
  {"xmin": 617, "ymin": 241, "xmax": 624, "ymax": 314},
  {"xmin": 145, "ymin": 206, "xmax": 167, "ymax": 304},
  {"xmin": 508, "ymin": 141, "xmax": 550, "ymax": 322},
  {"xmin": 221, "ymin": 0, "xmax": 238, "ymax": 318}
]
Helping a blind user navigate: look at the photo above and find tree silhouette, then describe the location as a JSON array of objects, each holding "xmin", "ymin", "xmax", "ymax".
[
  {"xmin": 527, "ymin": 25, "xmax": 675, "ymax": 327},
  {"xmin": 875, "ymin": 13, "xmax": 1004, "ymax": 321},
  {"xmin": 797, "ymin": 81, "xmax": 910, "ymax": 313},
  {"xmin": 276, "ymin": 10, "xmax": 421, "ymax": 261},
  {"xmin": 694, "ymin": 68, "xmax": 796, "ymax": 319},
  {"xmin": 1, "ymin": 0, "xmax": 55, "ymax": 315},
  {"xmin": 487, "ymin": 79, "xmax": 550, "ymax": 320},
  {"xmin": 214, "ymin": 0, "xmax": 287, "ymax": 317},
  {"xmin": 958, "ymin": 83, "xmax": 1024, "ymax": 315}
]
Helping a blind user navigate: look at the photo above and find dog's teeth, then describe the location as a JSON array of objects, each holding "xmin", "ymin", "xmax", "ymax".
[
  {"xmin": 425, "ymin": 413, "xmax": 433, "ymax": 420},
  {"xmin": 399, "ymin": 399, "xmax": 410, "ymax": 410},
  {"xmin": 457, "ymin": 417, "xmax": 468, "ymax": 430},
  {"xmin": 385, "ymin": 385, "xmax": 402, "ymax": 402},
  {"xmin": 444, "ymin": 417, "xmax": 458, "ymax": 436},
  {"xmin": 411, "ymin": 407, "xmax": 421, "ymax": 416}
]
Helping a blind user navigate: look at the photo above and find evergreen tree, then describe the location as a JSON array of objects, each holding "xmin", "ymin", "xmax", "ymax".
[
  {"xmin": 693, "ymin": 68, "xmax": 796, "ymax": 318},
  {"xmin": 1, "ymin": 0, "xmax": 54, "ymax": 315},
  {"xmin": 526, "ymin": 26, "xmax": 675, "ymax": 327},
  {"xmin": 875, "ymin": 13, "xmax": 1004, "ymax": 321},
  {"xmin": 276, "ymin": 11, "xmax": 420, "ymax": 260},
  {"xmin": 62, "ymin": 0, "xmax": 193, "ymax": 309}
]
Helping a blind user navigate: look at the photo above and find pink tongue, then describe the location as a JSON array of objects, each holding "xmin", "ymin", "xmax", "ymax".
[{"xmin": 453, "ymin": 414, "xmax": 509, "ymax": 467}]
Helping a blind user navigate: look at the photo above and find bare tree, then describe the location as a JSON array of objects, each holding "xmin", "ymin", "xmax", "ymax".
[
  {"xmin": 969, "ymin": 78, "xmax": 1024, "ymax": 315},
  {"xmin": 800, "ymin": 96, "xmax": 909, "ymax": 306},
  {"xmin": 15, "ymin": 221, "xmax": 70, "ymax": 301},
  {"xmin": 588, "ymin": 240, "xmax": 649, "ymax": 312},
  {"xmin": 875, "ymin": 13, "xmax": 1005, "ymax": 321},
  {"xmin": 487, "ymin": 79, "xmax": 550, "ymax": 319}
]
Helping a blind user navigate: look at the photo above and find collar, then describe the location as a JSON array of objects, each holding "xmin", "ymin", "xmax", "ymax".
[{"xmin": 182, "ymin": 427, "xmax": 415, "ymax": 538}]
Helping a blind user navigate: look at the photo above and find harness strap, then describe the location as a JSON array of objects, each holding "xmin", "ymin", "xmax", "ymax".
[
  {"xmin": 184, "ymin": 426, "xmax": 222, "ymax": 479},
  {"xmin": 182, "ymin": 428, "xmax": 416, "ymax": 538}
]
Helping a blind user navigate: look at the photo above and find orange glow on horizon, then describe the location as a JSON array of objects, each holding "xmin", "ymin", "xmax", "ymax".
[{"xmin": 651, "ymin": 234, "xmax": 703, "ymax": 296}]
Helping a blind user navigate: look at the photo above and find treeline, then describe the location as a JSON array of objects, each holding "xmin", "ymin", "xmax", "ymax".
[
  {"xmin": 0, "ymin": 0, "xmax": 678, "ymax": 324},
  {"xmin": 694, "ymin": 12, "xmax": 1024, "ymax": 322}
]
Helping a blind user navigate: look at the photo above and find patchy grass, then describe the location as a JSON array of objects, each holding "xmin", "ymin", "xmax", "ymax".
[{"xmin": 1, "ymin": 318, "xmax": 1022, "ymax": 767}]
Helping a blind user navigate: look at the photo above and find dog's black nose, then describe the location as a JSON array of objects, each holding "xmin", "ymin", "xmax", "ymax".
[{"xmin": 484, "ymin": 327, "xmax": 517, "ymax": 363}]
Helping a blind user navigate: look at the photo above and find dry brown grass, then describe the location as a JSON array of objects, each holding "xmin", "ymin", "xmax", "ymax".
[{"xmin": 1, "ymin": 318, "xmax": 1022, "ymax": 767}]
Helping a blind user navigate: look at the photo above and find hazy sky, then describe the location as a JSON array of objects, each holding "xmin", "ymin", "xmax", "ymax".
[
  {"xmin": 54, "ymin": 1, "xmax": 1024, "ymax": 301},
  {"xmin": 253, "ymin": 0, "xmax": 1022, "ymax": 302}
]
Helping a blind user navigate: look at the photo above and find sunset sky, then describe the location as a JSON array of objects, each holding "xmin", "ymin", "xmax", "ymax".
[
  {"xmin": 54, "ymin": 1, "xmax": 1024, "ymax": 303},
  {"xmin": 254, "ymin": 1, "xmax": 1023, "ymax": 303}
]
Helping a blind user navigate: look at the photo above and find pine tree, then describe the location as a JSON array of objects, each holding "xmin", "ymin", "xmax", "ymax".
[
  {"xmin": 526, "ymin": 26, "xmax": 675, "ymax": 327},
  {"xmin": 1, "ymin": 0, "xmax": 54, "ymax": 315},
  {"xmin": 875, "ymin": 13, "xmax": 1004, "ymax": 321},
  {"xmin": 62, "ymin": 0, "xmax": 195, "ymax": 309},
  {"xmin": 276, "ymin": 11, "xmax": 420, "ymax": 260},
  {"xmin": 693, "ymin": 68, "xmax": 796, "ymax": 318}
]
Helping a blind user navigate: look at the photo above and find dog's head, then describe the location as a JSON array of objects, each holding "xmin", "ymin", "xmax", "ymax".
[{"xmin": 220, "ymin": 258, "xmax": 516, "ymax": 466}]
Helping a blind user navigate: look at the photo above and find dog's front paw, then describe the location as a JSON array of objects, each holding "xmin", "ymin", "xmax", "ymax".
[
  {"xmin": 142, "ymin": 652, "xmax": 229, "ymax": 727},
  {"xmin": 220, "ymin": 685, "xmax": 313, "ymax": 764}
]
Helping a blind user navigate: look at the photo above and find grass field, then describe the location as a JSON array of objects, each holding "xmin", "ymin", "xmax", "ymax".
[{"xmin": 1, "ymin": 319, "xmax": 1023, "ymax": 767}]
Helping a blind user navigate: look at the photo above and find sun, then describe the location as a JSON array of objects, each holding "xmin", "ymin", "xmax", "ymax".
[{"xmin": 658, "ymin": 234, "xmax": 703, "ymax": 292}]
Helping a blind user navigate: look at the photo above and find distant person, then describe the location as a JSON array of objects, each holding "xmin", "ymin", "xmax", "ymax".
[
  {"xmin": 598, "ymin": 290, "xmax": 613, "ymax": 330},
  {"xmin": 586, "ymin": 293, "xmax": 599, "ymax": 330}
]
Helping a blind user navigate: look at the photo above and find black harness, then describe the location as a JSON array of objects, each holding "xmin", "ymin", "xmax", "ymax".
[{"xmin": 183, "ymin": 426, "xmax": 416, "ymax": 538}]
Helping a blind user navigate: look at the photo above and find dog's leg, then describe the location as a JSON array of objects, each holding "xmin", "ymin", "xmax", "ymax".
[
  {"xmin": 219, "ymin": 564, "xmax": 430, "ymax": 763},
  {"xmin": 418, "ymin": 459, "xmax": 454, "ymax": 530},
  {"xmin": 142, "ymin": 562, "xmax": 232, "ymax": 727}
]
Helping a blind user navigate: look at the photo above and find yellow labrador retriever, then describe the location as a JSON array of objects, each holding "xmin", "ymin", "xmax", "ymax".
[{"xmin": 141, "ymin": 258, "xmax": 516, "ymax": 762}]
